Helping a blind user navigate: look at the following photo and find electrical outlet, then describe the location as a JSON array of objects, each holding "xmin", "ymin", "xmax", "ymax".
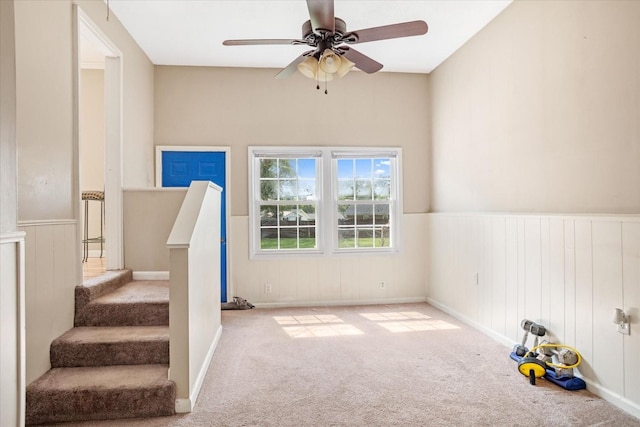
[
  {"xmin": 380, "ymin": 281, "xmax": 386, "ymax": 289},
  {"xmin": 264, "ymin": 284, "xmax": 272, "ymax": 294},
  {"xmin": 617, "ymin": 323, "xmax": 630, "ymax": 335}
]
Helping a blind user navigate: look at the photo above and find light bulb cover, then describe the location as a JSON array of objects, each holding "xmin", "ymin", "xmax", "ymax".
[
  {"xmin": 336, "ymin": 54, "xmax": 355, "ymax": 78},
  {"xmin": 319, "ymin": 49, "xmax": 342, "ymax": 74},
  {"xmin": 297, "ymin": 56, "xmax": 318, "ymax": 79}
]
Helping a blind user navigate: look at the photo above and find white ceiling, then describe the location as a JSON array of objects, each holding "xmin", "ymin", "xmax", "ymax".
[{"xmin": 106, "ymin": 0, "xmax": 511, "ymax": 74}]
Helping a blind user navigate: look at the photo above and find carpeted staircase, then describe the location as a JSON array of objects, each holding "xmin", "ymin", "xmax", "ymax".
[{"xmin": 26, "ymin": 270, "xmax": 176, "ymax": 425}]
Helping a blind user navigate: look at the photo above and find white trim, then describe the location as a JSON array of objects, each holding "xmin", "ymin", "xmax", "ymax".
[
  {"xmin": 155, "ymin": 145, "xmax": 232, "ymax": 301},
  {"xmin": 18, "ymin": 235, "xmax": 26, "ymax": 427},
  {"xmin": 174, "ymin": 398, "xmax": 192, "ymax": 414},
  {"xmin": 426, "ymin": 298, "xmax": 514, "ymax": 348},
  {"xmin": 132, "ymin": 271, "xmax": 170, "ymax": 281},
  {"xmin": 426, "ymin": 212, "xmax": 640, "ymax": 222},
  {"xmin": 0, "ymin": 232, "xmax": 26, "ymax": 425},
  {"xmin": 426, "ymin": 297, "xmax": 640, "ymax": 420},
  {"xmin": 0, "ymin": 231, "xmax": 26, "ymax": 244},
  {"xmin": 17, "ymin": 219, "xmax": 76, "ymax": 227},
  {"xmin": 579, "ymin": 378, "xmax": 640, "ymax": 420},
  {"xmin": 256, "ymin": 296, "xmax": 426, "ymax": 309},
  {"xmin": 174, "ymin": 325, "xmax": 223, "ymax": 414}
]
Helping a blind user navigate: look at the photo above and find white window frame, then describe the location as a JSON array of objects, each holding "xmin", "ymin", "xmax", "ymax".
[{"xmin": 249, "ymin": 146, "xmax": 402, "ymax": 259}]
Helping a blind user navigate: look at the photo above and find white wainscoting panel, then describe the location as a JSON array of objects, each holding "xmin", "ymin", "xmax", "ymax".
[
  {"xmin": 19, "ymin": 221, "xmax": 78, "ymax": 384},
  {"xmin": 427, "ymin": 213, "xmax": 640, "ymax": 418},
  {"xmin": 623, "ymin": 222, "xmax": 640, "ymax": 403},
  {"xmin": 230, "ymin": 214, "xmax": 428, "ymax": 306}
]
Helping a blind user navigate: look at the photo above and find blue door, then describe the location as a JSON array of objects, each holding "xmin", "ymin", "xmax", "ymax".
[{"xmin": 161, "ymin": 151, "xmax": 228, "ymax": 302}]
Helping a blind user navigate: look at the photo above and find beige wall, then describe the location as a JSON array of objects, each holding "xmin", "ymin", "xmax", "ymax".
[
  {"xmin": 154, "ymin": 66, "xmax": 431, "ymax": 216},
  {"xmin": 15, "ymin": 0, "xmax": 75, "ymax": 221},
  {"xmin": 13, "ymin": 0, "xmax": 155, "ymax": 385},
  {"xmin": 123, "ymin": 188, "xmax": 186, "ymax": 272},
  {"xmin": 1, "ymin": 0, "xmax": 17, "ymax": 234},
  {"xmin": 153, "ymin": 66, "xmax": 431, "ymax": 305},
  {"xmin": 430, "ymin": 0, "xmax": 640, "ymax": 214}
]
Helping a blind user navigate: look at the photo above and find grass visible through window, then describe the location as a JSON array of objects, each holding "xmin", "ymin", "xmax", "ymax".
[{"xmin": 261, "ymin": 237, "xmax": 316, "ymax": 250}]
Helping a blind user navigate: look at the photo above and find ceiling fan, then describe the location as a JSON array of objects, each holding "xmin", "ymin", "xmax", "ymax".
[{"xmin": 222, "ymin": 0, "xmax": 428, "ymax": 89}]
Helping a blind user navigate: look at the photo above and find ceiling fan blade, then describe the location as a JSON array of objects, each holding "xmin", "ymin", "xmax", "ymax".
[
  {"xmin": 306, "ymin": 0, "xmax": 334, "ymax": 34},
  {"xmin": 275, "ymin": 51, "xmax": 314, "ymax": 79},
  {"xmin": 344, "ymin": 20, "xmax": 428, "ymax": 44},
  {"xmin": 340, "ymin": 46, "xmax": 383, "ymax": 74},
  {"xmin": 223, "ymin": 39, "xmax": 303, "ymax": 46}
]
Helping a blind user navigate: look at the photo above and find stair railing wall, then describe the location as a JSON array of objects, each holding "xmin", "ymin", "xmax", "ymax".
[{"xmin": 167, "ymin": 181, "xmax": 223, "ymax": 413}]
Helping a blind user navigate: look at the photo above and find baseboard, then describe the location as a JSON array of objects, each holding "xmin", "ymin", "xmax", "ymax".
[
  {"xmin": 174, "ymin": 325, "xmax": 223, "ymax": 414},
  {"xmin": 579, "ymin": 377, "xmax": 640, "ymax": 420},
  {"xmin": 426, "ymin": 297, "xmax": 640, "ymax": 421},
  {"xmin": 255, "ymin": 296, "xmax": 427, "ymax": 309},
  {"xmin": 174, "ymin": 398, "xmax": 192, "ymax": 414},
  {"xmin": 425, "ymin": 298, "xmax": 515, "ymax": 348},
  {"xmin": 132, "ymin": 271, "xmax": 169, "ymax": 281}
]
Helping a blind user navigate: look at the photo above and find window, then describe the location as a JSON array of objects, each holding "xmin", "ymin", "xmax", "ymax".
[{"xmin": 249, "ymin": 147, "xmax": 401, "ymax": 257}]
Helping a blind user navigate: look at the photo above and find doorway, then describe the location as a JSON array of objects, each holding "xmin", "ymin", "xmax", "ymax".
[{"xmin": 76, "ymin": 7, "xmax": 123, "ymax": 280}]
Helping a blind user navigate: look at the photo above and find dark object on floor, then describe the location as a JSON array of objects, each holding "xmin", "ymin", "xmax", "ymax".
[
  {"xmin": 510, "ymin": 352, "xmax": 586, "ymax": 390},
  {"xmin": 221, "ymin": 296, "xmax": 255, "ymax": 310}
]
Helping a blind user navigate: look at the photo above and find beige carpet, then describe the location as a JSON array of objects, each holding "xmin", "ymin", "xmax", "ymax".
[{"xmin": 45, "ymin": 303, "xmax": 639, "ymax": 426}]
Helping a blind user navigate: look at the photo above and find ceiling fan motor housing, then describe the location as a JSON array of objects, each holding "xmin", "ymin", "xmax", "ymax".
[{"xmin": 302, "ymin": 17, "xmax": 352, "ymax": 50}]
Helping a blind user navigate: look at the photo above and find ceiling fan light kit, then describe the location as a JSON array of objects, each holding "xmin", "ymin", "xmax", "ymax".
[{"xmin": 223, "ymin": 0, "xmax": 428, "ymax": 93}]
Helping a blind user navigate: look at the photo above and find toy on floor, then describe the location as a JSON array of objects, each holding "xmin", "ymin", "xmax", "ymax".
[{"xmin": 509, "ymin": 320, "xmax": 586, "ymax": 390}]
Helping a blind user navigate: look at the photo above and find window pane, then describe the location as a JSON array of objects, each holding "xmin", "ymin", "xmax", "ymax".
[
  {"xmin": 356, "ymin": 179, "xmax": 372, "ymax": 200},
  {"xmin": 337, "ymin": 159, "xmax": 353, "ymax": 179},
  {"xmin": 338, "ymin": 178, "xmax": 354, "ymax": 200},
  {"xmin": 278, "ymin": 159, "xmax": 296, "ymax": 178},
  {"xmin": 260, "ymin": 159, "xmax": 278, "ymax": 178},
  {"xmin": 297, "ymin": 158, "xmax": 316, "ymax": 179},
  {"xmin": 357, "ymin": 204, "xmax": 374, "ymax": 225},
  {"xmin": 279, "ymin": 180, "xmax": 297, "ymax": 200},
  {"xmin": 342, "ymin": 204, "xmax": 355, "ymax": 225},
  {"xmin": 279, "ymin": 228, "xmax": 298, "ymax": 248},
  {"xmin": 373, "ymin": 179, "xmax": 390, "ymax": 200},
  {"xmin": 260, "ymin": 180, "xmax": 277, "ymax": 201},
  {"xmin": 338, "ymin": 228, "xmax": 355, "ymax": 248},
  {"xmin": 299, "ymin": 227, "xmax": 316, "ymax": 248},
  {"xmin": 377, "ymin": 224, "xmax": 391, "ymax": 248},
  {"xmin": 357, "ymin": 228, "xmax": 374, "ymax": 248},
  {"xmin": 355, "ymin": 159, "xmax": 371, "ymax": 178},
  {"xmin": 374, "ymin": 158, "xmax": 390, "ymax": 178},
  {"xmin": 260, "ymin": 205, "xmax": 278, "ymax": 227},
  {"xmin": 298, "ymin": 178, "xmax": 316, "ymax": 200}
]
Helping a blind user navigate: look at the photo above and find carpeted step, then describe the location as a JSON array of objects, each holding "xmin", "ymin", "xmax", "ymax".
[
  {"xmin": 75, "ymin": 280, "xmax": 169, "ymax": 327},
  {"xmin": 75, "ymin": 269, "xmax": 133, "ymax": 317},
  {"xmin": 26, "ymin": 364, "xmax": 175, "ymax": 425},
  {"xmin": 50, "ymin": 326, "xmax": 169, "ymax": 368}
]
